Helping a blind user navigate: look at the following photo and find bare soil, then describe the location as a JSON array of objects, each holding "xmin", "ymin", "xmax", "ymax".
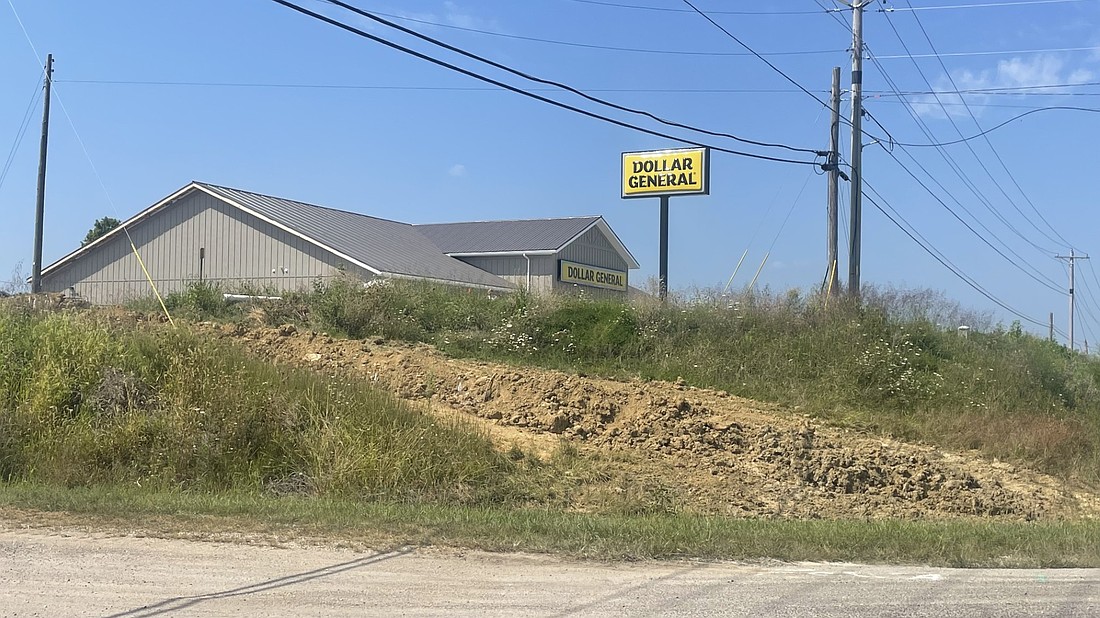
[{"xmin": 202, "ymin": 321, "xmax": 1100, "ymax": 521}]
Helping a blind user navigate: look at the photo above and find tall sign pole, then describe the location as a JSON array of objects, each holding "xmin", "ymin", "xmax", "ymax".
[
  {"xmin": 841, "ymin": 0, "xmax": 872, "ymax": 298},
  {"xmin": 621, "ymin": 147, "xmax": 711, "ymax": 302},
  {"xmin": 826, "ymin": 66, "xmax": 841, "ymax": 299},
  {"xmin": 31, "ymin": 53, "xmax": 54, "ymax": 294},
  {"xmin": 659, "ymin": 195, "xmax": 670, "ymax": 299}
]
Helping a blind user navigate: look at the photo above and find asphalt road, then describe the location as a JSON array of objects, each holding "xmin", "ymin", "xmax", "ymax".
[{"xmin": 0, "ymin": 529, "xmax": 1097, "ymax": 617}]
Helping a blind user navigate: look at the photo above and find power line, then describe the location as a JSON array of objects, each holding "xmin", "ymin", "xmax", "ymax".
[
  {"xmin": 862, "ymin": 181, "xmax": 1055, "ymax": 329},
  {"xmin": 1070, "ymin": 264, "xmax": 1100, "ymax": 347},
  {"xmin": 59, "ymin": 79, "xmax": 819, "ymax": 94},
  {"xmin": 882, "ymin": 0, "xmax": 1091, "ymax": 10},
  {"xmin": 372, "ymin": 8, "xmax": 845, "ymax": 57},
  {"xmin": 871, "ymin": 81, "xmax": 1100, "ymax": 95},
  {"xmin": 679, "ymin": 0, "xmax": 831, "ymax": 108},
  {"xmin": 55, "ymin": 78, "xmax": 1100, "ymax": 101},
  {"xmin": 863, "ymin": 48, "xmax": 1063, "ymax": 260},
  {"xmin": 351, "ymin": 6, "xmax": 1100, "ymax": 61},
  {"xmin": 874, "ymin": 45, "xmax": 1100, "ymax": 59},
  {"xmin": 865, "ymin": 37, "xmax": 1066, "ymax": 257},
  {"xmin": 869, "ymin": 99, "xmax": 1100, "ymax": 110},
  {"xmin": 864, "ymin": 141, "xmax": 1064, "ymax": 293},
  {"xmin": 53, "ymin": 79, "xmax": 1100, "ymax": 108},
  {"xmin": 863, "ymin": 106, "xmax": 1100, "ymax": 146},
  {"xmin": 564, "ymin": 0, "xmax": 832, "ymax": 15},
  {"xmin": 0, "ymin": 76, "xmax": 43, "ymax": 194},
  {"xmin": 268, "ymin": 0, "xmax": 821, "ymax": 165},
  {"xmin": 896, "ymin": 0, "xmax": 1076, "ymax": 250},
  {"xmin": 320, "ymin": 0, "xmax": 825, "ymax": 155}
]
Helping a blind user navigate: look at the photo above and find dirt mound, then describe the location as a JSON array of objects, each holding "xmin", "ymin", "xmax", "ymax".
[{"xmin": 207, "ymin": 322, "xmax": 1100, "ymax": 520}]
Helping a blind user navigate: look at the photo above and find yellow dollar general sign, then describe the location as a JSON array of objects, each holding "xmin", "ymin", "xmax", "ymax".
[{"xmin": 621, "ymin": 147, "xmax": 710, "ymax": 199}]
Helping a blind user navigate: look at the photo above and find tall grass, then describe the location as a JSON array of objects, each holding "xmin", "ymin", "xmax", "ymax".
[
  {"xmin": 252, "ymin": 278, "xmax": 1100, "ymax": 485},
  {"xmin": 0, "ymin": 304, "xmax": 517, "ymax": 502}
]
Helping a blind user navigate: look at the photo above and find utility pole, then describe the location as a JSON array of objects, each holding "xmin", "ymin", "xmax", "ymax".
[
  {"xmin": 840, "ymin": 0, "xmax": 872, "ymax": 298},
  {"xmin": 1049, "ymin": 312, "xmax": 1055, "ymax": 342},
  {"xmin": 31, "ymin": 53, "xmax": 54, "ymax": 294},
  {"xmin": 826, "ymin": 66, "xmax": 841, "ymax": 299},
  {"xmin": 1056, "ymin": 250, "xmax": 1090, "ymax": 351}
]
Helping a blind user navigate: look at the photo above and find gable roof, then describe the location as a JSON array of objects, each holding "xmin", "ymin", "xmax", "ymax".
[
  {"xmin": 415, "ymin": 217, "xmax": 641, "ymax": 269},
  {"xmin": 42, "ymin": 182, "xmax": 514, "ymax": 291},
  {"xmin": 415, "ymin": 217, "xmax": 599, "ymax": 253},
  {"xmin": 195, "ymin": 183, "xmax": 513, "ymax": 289}
]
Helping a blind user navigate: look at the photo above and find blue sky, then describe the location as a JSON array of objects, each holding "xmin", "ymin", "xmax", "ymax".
[{"xmin": 2, "ymin": 0, "xmax": 1098, "ymax": 343}]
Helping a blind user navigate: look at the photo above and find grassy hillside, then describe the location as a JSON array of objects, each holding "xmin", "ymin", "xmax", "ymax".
[
  {"xmin": 4, "ymin": 290, "xmax": 1100, "ymax": 566},
  {"xmin": 0, "ymin": 303, "xmax": 518, "ymax": 502},
  {"xmin": 167, "ymin": 277, "xmax": 1100, "ymax": 486}
]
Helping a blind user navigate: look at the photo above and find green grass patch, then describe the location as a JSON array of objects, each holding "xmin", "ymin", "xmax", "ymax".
[{"xmin": 2, "ymin": 483, "xmax": 1098, "ymax": 567}]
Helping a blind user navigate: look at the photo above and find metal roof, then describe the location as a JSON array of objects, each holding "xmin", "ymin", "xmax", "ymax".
[
  {"xmin": 414, "ymin": 217, "xmax": 602, "ymax": 254},
  {"xmin": 41, "ymin": 181, "xmax": 639, "ymax": 287},
  {"xmin": 195, "ymin": 183, "xmax": 514, "ymax": 290}
]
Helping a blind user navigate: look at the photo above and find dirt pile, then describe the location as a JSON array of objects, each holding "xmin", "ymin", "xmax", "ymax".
[{"xmin": 207, "ymin": 322, "xmax": 1100, "ymax": 520}]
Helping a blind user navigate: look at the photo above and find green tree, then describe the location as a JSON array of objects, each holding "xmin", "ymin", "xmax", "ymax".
[{"xmin": 82, "ymin": 216, "xmax": 121, "ymax": 247}]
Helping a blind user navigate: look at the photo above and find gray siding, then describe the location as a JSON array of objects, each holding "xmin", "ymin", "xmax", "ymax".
[
  {"xmin": 42, "ymin": 192, "xmax": 367, "ymax": 304},
  {"xmin": 458, "ymin": 227, "xmax": 629, "ymax": 299},
  {"xmin": 457, "ymin": 255, "xmax": 557, "ymax": 295}
]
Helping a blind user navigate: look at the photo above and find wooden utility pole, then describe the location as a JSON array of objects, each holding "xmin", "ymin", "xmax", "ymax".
[
  {"xmin": 31, "ymin": 53, "xmax": 54, "ymax": 294},
  {"xmin": 826, "ymin": 66, "xmax": 841, "ymax": 298}
]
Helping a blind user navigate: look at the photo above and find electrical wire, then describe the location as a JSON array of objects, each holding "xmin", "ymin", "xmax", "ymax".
[
  {"xmin": 319, "ymin": 0, "xmax": 826, "ymax": 156},
  {"xmin": 0, "ymin": 76, "xmax": 43, "ymax": 194},
  {"xmin": 863, "ymin": 106, "xmax": 1100, "ymax": 146},
  {"xmin": 895, "ymin": 0, "xmax": 1076, "ymax": 250},
  {"xmin": 864, "ymin": 46, "xmax": 1062, "ymax": 257},
  {"xmin": 345, "ymin": 5, "xmax": 1100, "ymax": 61},
  {"xmin": 371, "ymin": 8, "xmax": 845, "ymax": 57},
  {"xmin": 670, "ymin": 0, "xmax": 1072, "ymax": 308},
  {"xmin": 54, "ymin": 78, "xmax": 1100, "ymax": 102},
  {"xmin": 869, "ymin": 99, "xmax": 1100, "ymax": 111},
  {"xmin": 723, "ymin": 108, "xmax": 829, "ymax": 292},
  {"xmin": 5, "ymin": 0, "xmax": 176, "ymax": 323},
  {"xmin": 869, "ymin": 141, "xmax": 1064, "ymax": 293},
  {"xmin": 564, "ymin": 0, "xmax": 833, "ymax": 15},
  {"xmin": 268, "ymin": 0, "xmax": 821, "ymax": 165},
  {"xmin": 882, "ymin": 0, "xmax": 1090, "ymax": 10},
  {"xmin": 870, "ymin": 80, "xmax": 1100, "ymax": 95},
  {"xmin": 1070, "ymin": 266, "xmax": 1100, "ymax": 348},
  {"xmin": 878, "ymin": 13, "xmax": 1066, "ymax": 253},
  {"xmin": 679, "ymin": 0, "xmax": 831, "ymax": 109},
  {"xmin": 1080, "ymin": 260, "xmax": 1100, "ymax": 346},
  {"xmin": 861, "ymin": 180, "xmax": 1057, "ymax": 330},
  {"xmin": 873, "ymin": 45, "xmax": 1100, "ymax": 59},
  {"xmin": 58, "ymin": 79, "xmax": 819, "ymax": 94}
]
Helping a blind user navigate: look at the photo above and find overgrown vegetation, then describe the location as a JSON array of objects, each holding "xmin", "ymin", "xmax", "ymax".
[
  {"xmin": 5, "ymin": 285, "xmax": 1100, "ymax": 565},
  {"xmin": 0, "ymin": 303, "xmax": 517, "ymax": 502},
  {"xmin": 229, "ymin": 277, "xmax": 1100, "ymax": 485},
  {"xmin": 0, "ymin": 302, "xmax": 703, "ymax": 515}
]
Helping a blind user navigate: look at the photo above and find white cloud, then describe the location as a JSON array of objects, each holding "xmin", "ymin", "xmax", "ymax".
[
  {"xmin": 911, "ymin": 54, "xmax": 1097, "ymax": 119},
  {"xmin": 448, "ymin": 163, "xmax": 467, "ymax": 177},
  {"xmin": 442, "ymin": 1, "xmax": 498, "ymax": 31}
]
